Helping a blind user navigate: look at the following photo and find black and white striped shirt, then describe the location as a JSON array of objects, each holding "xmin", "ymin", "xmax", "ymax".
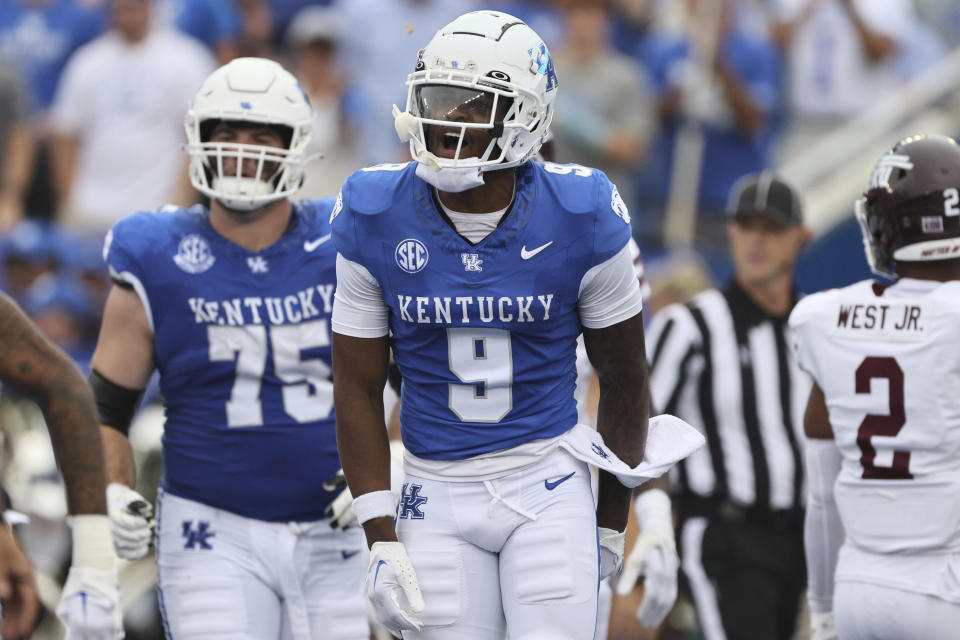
[{"xmin": 647, "ymin": 282, "xmax": 811, "ymax": 513}]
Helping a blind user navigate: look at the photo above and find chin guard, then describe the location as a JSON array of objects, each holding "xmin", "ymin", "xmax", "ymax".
[{"xmin": 393, "ymin": 104, "xmax": 442, "ymax": 171}]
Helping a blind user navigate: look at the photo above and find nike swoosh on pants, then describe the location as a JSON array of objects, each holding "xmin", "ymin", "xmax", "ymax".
[{"xmin": 544, "ymin": 471, "xmax": 576, "ymax": 490}]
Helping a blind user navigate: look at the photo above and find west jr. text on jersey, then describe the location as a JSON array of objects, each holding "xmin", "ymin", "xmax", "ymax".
[{"xmin": 836, "ymin": 303, "xmax": 924, "ymax": 332}]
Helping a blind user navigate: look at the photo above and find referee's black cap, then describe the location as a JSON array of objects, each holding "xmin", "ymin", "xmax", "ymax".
[{"xmin": 727, "ymin": 171, "xmax": 804, "ymax": 228}]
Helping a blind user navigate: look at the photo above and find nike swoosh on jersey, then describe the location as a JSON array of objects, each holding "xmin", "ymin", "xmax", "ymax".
[
  {"xmin": 341, "ymin": 549, "xmax": 361, "ymax": 560},
  {"xmin": 304, "ymin": 233, "xmax": 332, "ymax": 252},
  {"xmin": 544, "ymin": 471, "xmax": 576, "ymax": 491},
  {"xmin": 520, "ymin": 241, "xmax": 553, "ymax": 260}
]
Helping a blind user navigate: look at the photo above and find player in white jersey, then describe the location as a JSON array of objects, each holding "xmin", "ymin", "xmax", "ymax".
[{"xmin": 790, "ymin": 134, "xmax": 960, "ymax": 640}]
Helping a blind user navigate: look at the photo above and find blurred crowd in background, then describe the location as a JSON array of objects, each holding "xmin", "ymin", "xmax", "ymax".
[{"xmin": 2, "ymin": 0, "xmax": 960, "ymax": 638}]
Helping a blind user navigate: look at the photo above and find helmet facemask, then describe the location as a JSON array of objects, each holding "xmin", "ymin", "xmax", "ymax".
[
  {"xmin": 855, "ymin": 194, "xmax": 897, "ymax": 280},
  {"xmin": 183, "ymin": 57, "xmax": 316, "ymax": 212},
  {"xmin": 400, "ymin": 70, "xmax": 543, "ymax": 172},
  {"xmin": 186, "ymin": 117, "xmax": 311, "ymax": 212}
]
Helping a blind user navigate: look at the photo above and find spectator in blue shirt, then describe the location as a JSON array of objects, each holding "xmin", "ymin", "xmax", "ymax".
[
  {"xmin": 0, "ymin": 1, "xmax": 107, "ymax": 221},
  {"xmin": 159, "ymin": 0, "xmax": 241, "ymax": 63},
  {"xmin": 0, "ymin": 0, "xmax": 106, "ymax": 114},
  {"xmin": 639, "ymin": 0, "xmax": 782, "ymax": 249},
  {"xmin": 268, "ymin": 0, "xmax": 333, "ymax": 42}
]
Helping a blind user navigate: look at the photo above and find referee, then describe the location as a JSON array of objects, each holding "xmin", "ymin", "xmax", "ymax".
[{"xmin": 647, "ymin": 172, "xmax": 812, "ymax": 640}]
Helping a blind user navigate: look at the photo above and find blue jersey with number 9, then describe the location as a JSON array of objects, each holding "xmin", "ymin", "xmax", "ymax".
[
  {"xmin": 332, "ymin": 161, "xmax": 633, "ymax": 460},
  {"xmin": 105, "ymin": 200, "xmax": 340, "ymax": 521}
]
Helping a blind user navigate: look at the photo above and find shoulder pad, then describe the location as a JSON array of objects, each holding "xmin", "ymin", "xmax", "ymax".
[
  {"xmin": 112, "ymin": 207, "xmax": 181, "ymax": 237},
  {"xmin": 109, "ymin": 206, "xmax": 203, "ymax": 253},
  {"xmin": 344, "ymin": 163, "xmax": 413, "ymax": 215},
  {"xmin": 535, "ymin": 162, "xmax": 604, "ymax": 215}
]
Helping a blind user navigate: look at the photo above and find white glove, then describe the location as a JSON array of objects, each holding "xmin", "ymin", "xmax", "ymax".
[
  {"xmin": 56, "ymin": 567, "xmax": 124, "ymax": 639},
  {"xmin": 810, "ymin": 612, "xmax": 837, "ymax": 640},
  {"xmin": 598, "ymin": 527, "xmax": 625, "ymax": 580},
  {"xmin": 323, "ymin": 471, "xmax": 358, "ymax": 530},
  {"xmin": 366, "ymin": 541, "xmax": 425, "ymax": 636},
  {"xmin": 107, "ymin": 483, "xmax": 154, "ymax": 560},
  {"xmin": 56, "ymin": 515, "xmax": 123, "ymax": 639},
  {"xmin": 616, "ymin": 489, "xmax": 679, "ymax": 628}
]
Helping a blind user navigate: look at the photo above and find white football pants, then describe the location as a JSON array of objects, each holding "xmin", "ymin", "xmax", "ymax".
[
  {"xmin": 397, "ymin": 448, "xmax": 601, "ymax": 640},
  {"xmin": 835, "ymin": 581, "xmax": 960, "ymax": 640},
  {"xmin": 155, "ymin": 490, "xmax": 369, "ymax": 639}
]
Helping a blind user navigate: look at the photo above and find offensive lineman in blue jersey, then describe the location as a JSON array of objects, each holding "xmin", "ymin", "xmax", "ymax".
[
  {"xmin": 89, "ymin": 58, "xmax": 370, "ymax": 639},
  {"xmin": 330, "ymin": 11, "xmax": 704, "ymax": 639}
]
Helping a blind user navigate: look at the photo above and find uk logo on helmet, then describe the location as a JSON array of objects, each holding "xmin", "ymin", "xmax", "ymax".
[
  {"xmin": 396, "ymin": 238, "xmax": 429, "ymax": 274},
  {"xmin": 529, "ymin": 43, "xmax": 558, "ymax": 92},
  {"xmin": 174, "ymin": 234, "xmax": 215, "ymax": 274}
]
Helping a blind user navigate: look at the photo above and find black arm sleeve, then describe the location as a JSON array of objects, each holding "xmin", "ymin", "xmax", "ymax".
[{"xmin": 88, "ymin": 369, "xmax": 145, "ymax": 436}]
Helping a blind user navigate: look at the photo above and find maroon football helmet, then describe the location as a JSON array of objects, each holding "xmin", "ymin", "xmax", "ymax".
[{"xmin": 856, "ymin": 134, "xmax": 960, "ymax": 279}]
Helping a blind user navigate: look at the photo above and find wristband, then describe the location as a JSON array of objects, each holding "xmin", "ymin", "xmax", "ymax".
[
  {"xmin": 70, "ymin": 514, "xmax": 115, "ymax": 571},
  {"xmin": 352, "ymin": 490, "xmax": 397, "ymax": 525},
  {"xmin": 634, "ymin": 488, "xmax": 673, "ymax": 532}
]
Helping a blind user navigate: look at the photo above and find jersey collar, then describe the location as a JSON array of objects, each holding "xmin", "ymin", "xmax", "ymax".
[{"xmin": 412, "ymin": 162, "xmax": 536, "ymax": 253}]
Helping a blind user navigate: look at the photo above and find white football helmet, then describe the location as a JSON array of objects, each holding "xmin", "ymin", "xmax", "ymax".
[
  {"xmin": 184, "ymin": 57, "xmax": 313, "ymax": 211},
  {"xmin": 393, "ymin": 10, "xmax": 558, "ymax": 172}
]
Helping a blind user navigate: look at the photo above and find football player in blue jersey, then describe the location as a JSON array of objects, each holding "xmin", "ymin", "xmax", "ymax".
[
  {"xmin": 88, "ymin": 57, "xmax": 370, "ymax": 639},
  {"xmin": 330, "ymin": 11, "xmax": 704, "ymax": 639}
]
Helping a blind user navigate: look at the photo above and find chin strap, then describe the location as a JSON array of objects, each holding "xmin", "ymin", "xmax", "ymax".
[
  {"xmin": 394, "ymin": 104, "xmax": 486, "ymax": 193},
  {"xmin": 415, "ymin": 161, "xmax": 485, "ymax": 193}
]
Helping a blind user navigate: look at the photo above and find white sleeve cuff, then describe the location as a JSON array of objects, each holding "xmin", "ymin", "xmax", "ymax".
[
  {"xmin": 578, "ymin": 243, "xmax": 644, "ymax": 329},
  {"xmin": 332, "ymin": 253, "xmax": 390, "ymax": 338},
  {"xmin": 804, "ymin": 438, "xmax": 844, "ymax": 614}
]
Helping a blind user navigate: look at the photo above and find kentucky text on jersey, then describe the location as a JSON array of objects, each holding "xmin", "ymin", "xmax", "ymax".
[
  {"xmin": 187, "ymin": 285, "xmax": 334, "ymax": 325},
  {"xmin": 396, "ymin": 294, "xmax": 555, "ymax": 324},
  {"xmin": 332, "ymin": 161, "xmax": 634, "ymax": 460},
  {"xmin": 105, "ymin": 200, "xmax": 342, "ymax": 522},
  {"xmin": 835, "ymin": 302, "xmax": 924, "ymax": 332}
]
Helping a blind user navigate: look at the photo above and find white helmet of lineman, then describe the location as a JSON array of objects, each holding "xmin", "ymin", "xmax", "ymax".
[
  {"xmin": 393, "ymin": 10, "xmax": 558, "ymax": 173},
  {"xmin": 184, "ymin": 57, "xmax": 313, "ymax": 211}
]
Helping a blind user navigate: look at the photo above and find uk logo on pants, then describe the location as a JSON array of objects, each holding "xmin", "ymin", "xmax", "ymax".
[
  {"xmin": 182, "ymin": 520, "xmax": 215, "ymax": 550},
  {"xmin": 398, "ymin": 484, "xmax": 428, "ymax": 520}
]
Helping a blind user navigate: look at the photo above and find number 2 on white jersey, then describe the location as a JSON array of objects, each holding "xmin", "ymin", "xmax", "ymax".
[
  {"xmin": 208, "ymin": 319, "xmax": 333, "ymax": 427},
  {"xmin": 447, "ymin": 327, "xmax": 513, "ymax": 422},
  {"xmin": 855, "ymin": 356, "xmax": 912, "ymax": 479}
]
